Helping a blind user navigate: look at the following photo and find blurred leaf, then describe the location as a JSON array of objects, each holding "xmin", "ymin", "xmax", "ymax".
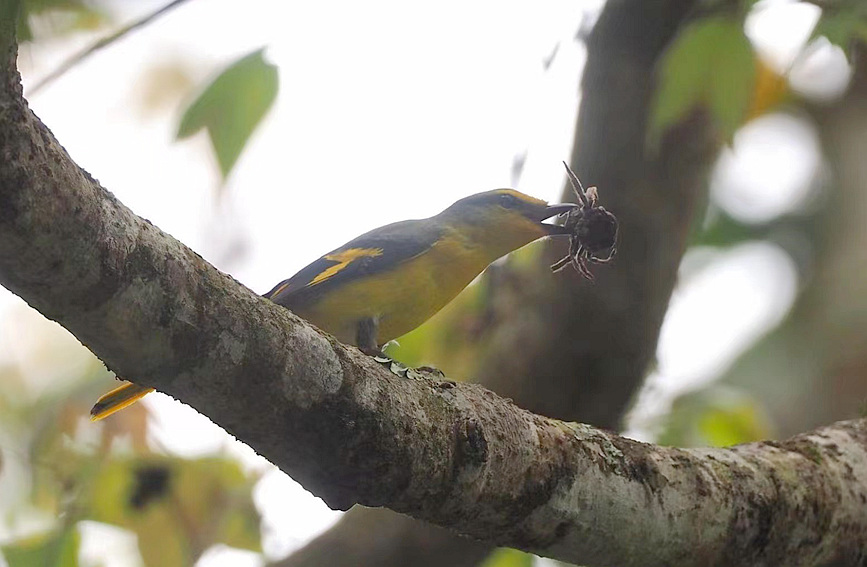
[
  {"xmin": 26, "ymin": 0, "xmax": 193, "ymax": 95},
  {"xmin": 218, "ymin": 504, "xmax": 262, "ymax": 552},
  {"xmin": 479, "ymin": 548, "xmax": 535, "ymax": 567},
  {"xmin": 24, "ymin": 369, "xmax": 151, "ymax": 512},
  {"xmin": 133, "ymin": 60, "xmax": 197, "ymax": 118},
  {"xmin": 177, "ymin": 48, "xmax": 279, "ymax": 179},
  {"xmin": 698, "ymin": 404, "xmax": 767, "ymax": 447},
  {"xmin": 87, "ymin": 459, "xmax": 198, "ymax": 565},
  {"xmin": 86, "ymin": 456, "xmax": 261, "ymax": 565},
  {"xmin": 135, "ymin": 510, "xmax": 190, "ymax": 567},
  {"xmin": 690, "ymin": 207, "xmax": 759, "ymax": 248},
  {"xmin": 648, "ymin": 15, "xmax": 756, "ymax": 147},
  {"xmin": 1, "ymin": 526, "xmax": 80, "ymax": 567},
  {"xmin": 17, "ymin": 0, "xmax": 108, "ymax": 43},
  {"xmin": 658, "ymin": 385, "xmax": 774, "ymax": 447},
  {"xmin": 811, "ymin": 2, "xmax": 867, "ymax": 56},
  {"xmin": 173, "ymin": 457, "xmax": 262, "ymax": 552}
]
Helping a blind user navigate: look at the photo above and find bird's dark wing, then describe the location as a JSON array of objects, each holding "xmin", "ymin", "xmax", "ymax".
[{"xmin": 264, "ymin": 217, "xmax": 443, "ymax": 310}]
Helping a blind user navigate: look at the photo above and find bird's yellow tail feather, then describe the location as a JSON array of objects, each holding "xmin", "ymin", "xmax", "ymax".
[{"xmin": 90, "ymin": 382, "xmax": 155, "ymax": 421}]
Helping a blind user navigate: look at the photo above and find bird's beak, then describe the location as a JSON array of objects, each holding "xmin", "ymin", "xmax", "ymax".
[{"xmin": 537, "ymin": 203, "xmax": 577, "ymax": 235}]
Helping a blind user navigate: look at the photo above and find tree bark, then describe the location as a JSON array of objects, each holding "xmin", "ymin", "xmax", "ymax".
[
  {"xmin": 3, "ymin": 8, "xmax": 866, "ymax": 567},
  {"xmin": 275, "ymin": 507, "xmax": 491, "ymax": 567}
]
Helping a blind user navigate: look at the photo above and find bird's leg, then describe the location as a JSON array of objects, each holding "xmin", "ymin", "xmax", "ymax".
[
  {"xmin": 356, "ymin": 317, "xmax": 385, "ymax": 357},
  {"xmin": 356, "ymin": 318, "xmax": 414, "ymax": 377}
]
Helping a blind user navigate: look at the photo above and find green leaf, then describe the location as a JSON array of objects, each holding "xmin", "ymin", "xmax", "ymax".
[
  {"xmin": 648, "ymin": 15, "xmax": 756, "ymax": 148},
  {"xmin": 479, "ymin": 548, "xmax": 535, "ymax": 567},
  {"xmin": 811, "ymin": 2, "xmax": 867, "ymax": 57},
  {"xmin": 690, "ymin": 207, "xmax": 758, "ymax": 248},
  {"xmin": 177, "ymin": 48, "xmax": 279, "ymax": 179},
  {"xmin": 1, "ymin": 526, "xmax": 80, "ymax": 567},
  {"xmin": 85, "ymin": 455, "xmax": 262, "ymax": 564},
  {"xmin": 658, "ymin": 385, "xmax": 774, "ymax": 447},
  {"xmin": 698, "ymin": 404, "xmax": 768, "ymax": 447},
  {"xmin": 16, "ymin": 0, "xmax": 108, "ymax": 43}
]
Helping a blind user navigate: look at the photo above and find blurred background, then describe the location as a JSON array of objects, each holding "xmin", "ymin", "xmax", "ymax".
[{"xmin": 1, "ymin": 0, "xmax": 866, "ymax": 565}]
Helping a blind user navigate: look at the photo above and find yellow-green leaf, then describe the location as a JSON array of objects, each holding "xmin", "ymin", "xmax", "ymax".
[
  {"xmin": 479, "ymin": 548, "xmax": 535, "ymax": 567},
  {"xmin": 177, "ymin": 48, "xmax": 278, "ymax": 179},
  {"xmin": 648, "ymin": 15, "xmax": 756, "ymax": 147},
  {"xmin": 85, "ymin": 455, "xmax": 262, "ymax": 564},
  {"xmin": 811, "ymin": 2, "xmax": 867, "ymax": 58},
  {"xmin": 1, "ymin": 526, "xmax": 80, "ymax": 567},
  {"xmin": 16, "ymin": 0, "xmax": 108, "ymax": 43},
  {"xmin": 658, "ymin": 385, "xmax": 774, "ymax": 447}
]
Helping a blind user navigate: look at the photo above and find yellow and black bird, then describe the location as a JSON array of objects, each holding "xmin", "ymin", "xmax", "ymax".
[{"xmin": 90, "ymin": 189, "xmax": 577, "ymax": 420}]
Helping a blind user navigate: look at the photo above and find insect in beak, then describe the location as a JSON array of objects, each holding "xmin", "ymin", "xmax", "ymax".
[{"xmin": 550, "ymin": 162, "xmax": 618, "ymax": 280}]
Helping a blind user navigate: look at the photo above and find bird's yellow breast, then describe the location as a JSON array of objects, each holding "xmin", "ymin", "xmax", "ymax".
[{"xmin": 291, "ymin": 230, "xmax": 491, "ymax": 345}]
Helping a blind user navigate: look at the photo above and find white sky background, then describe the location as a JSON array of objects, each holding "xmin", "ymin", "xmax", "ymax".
[{"xmin": 0, "ymin": 0, "xmax": 847, "ymax": 565}]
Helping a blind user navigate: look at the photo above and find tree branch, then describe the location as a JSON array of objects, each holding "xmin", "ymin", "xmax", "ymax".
[
  {"xmin": 274, "ymin": 507, "xmax": 491, "ymax": 567},
  {"xmin": 27, "ymin": 0, "xmax": 194, "ymax": 95},
  {"xmin": 2, "ymin": 15, "xmax": 867, "ymax": 567}
]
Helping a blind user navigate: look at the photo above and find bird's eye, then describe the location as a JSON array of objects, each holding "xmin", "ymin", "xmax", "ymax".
[{"xmin": 499, "ymin": 193, "xmax": 517, "ymax": 207}]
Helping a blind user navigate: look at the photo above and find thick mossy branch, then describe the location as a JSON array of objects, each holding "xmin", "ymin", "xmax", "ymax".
[{"xmin": 1, "ymin": 21, "xmax": 867, "ymax": 567}]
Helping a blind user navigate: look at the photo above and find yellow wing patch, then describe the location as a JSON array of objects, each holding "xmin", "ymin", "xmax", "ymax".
[
  {"xmin": 269, "ymin": 281, "xmax": 291, "ymax": 298},
  {"xmin": 308, "ymin": 247, "xmax": 384, "ymax": 287}
]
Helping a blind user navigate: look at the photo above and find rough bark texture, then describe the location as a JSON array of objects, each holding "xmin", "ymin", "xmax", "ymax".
[
  {"xmin": 3, "ymin": 8, "xmax": 867, "ymax": 567},
  {"xmin": 279, "ymin": 1, "xmax": 715, "ymax": 564}
]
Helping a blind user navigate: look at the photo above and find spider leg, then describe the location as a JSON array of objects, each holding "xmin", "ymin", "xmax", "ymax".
[
  {"xmin": 569, "ymin": 235, "xmax": 581, "ymax": 258},
  {"xmin": 574, "ymin": 254, "xmax": 595, "ymax": 281},
  {"xmin": 589, "ymin": 245, "xmax": 616, "ymax": 264},
  {"xmin": 562, "ymin": 161, "xmax": 589, "ymax": 207},
  {"xmin": 565, "ymin": 245, "xmax": 594, "ymax": 280},
  {"xmin": 597, "ymin": 246, "xmax": 617, "ymax": 262},
  {"xmin": 550, "ymin": 255, "xmax": 572, "ymax": 272},
  {"xmin": 585, "ymin": 186, "xmax": 598, "ymax": 207}
]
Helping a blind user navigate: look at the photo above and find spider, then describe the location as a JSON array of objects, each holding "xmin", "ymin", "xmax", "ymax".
[{"xmin": 550, "ymin": 162, "xmax": 618, "ymax": 280}]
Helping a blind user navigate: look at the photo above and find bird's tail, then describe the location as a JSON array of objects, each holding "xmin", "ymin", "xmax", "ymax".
[{"xmin": 90, "ymin": 382, "xmax": 155, "ymax": 421}]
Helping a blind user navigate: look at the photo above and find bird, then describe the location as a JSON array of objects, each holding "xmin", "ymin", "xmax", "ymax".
[{"xmin": 90, "ymin": 188, "xmax": 576, "ymax": 421}]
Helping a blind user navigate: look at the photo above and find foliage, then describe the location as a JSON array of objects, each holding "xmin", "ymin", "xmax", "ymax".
[
  {"xmin": 177, "ymin": 48, "xmax": 279, "ymax": 181},
  {"xmin": 0, "ymin": 320, "xmax": 263, "ymax": 567},
  {"xmin": 85, "ymin": 456, "xmax": 261, "ymax": 565},
  {"xmin": 1, "ymin": 528, "xmax": 80, "ymax": 567},
  {"xmin": 16, "ymin": 0, "xmax": 107, "ymax": 43},
  {"xmin": 658, "ymin": 385, "xmax": 774, "ymax": 447},
  {"xmin": 648, "ymin": 14, "xmax": 756, "ymax": 147},
  {"xmin": 478, "ymin": 547, "xmax": 534, "ymax": 567},
  {"xmin": 811, "ymin": 0, "xmax": 867, "ymax": 56},
  {"xmin": 7, "ymin": 1, "xmax": 867, "ymax": 565}
]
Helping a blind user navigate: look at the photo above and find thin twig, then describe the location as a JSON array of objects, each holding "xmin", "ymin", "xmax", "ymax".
[{"xmin": 28, "ymin": 0, "xmax": 193, "ymax": 95}]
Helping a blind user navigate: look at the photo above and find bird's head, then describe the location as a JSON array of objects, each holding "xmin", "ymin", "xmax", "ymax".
[{"xmin": 439, "ymin": 189, "xmax": 576, "ymax": 258}]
